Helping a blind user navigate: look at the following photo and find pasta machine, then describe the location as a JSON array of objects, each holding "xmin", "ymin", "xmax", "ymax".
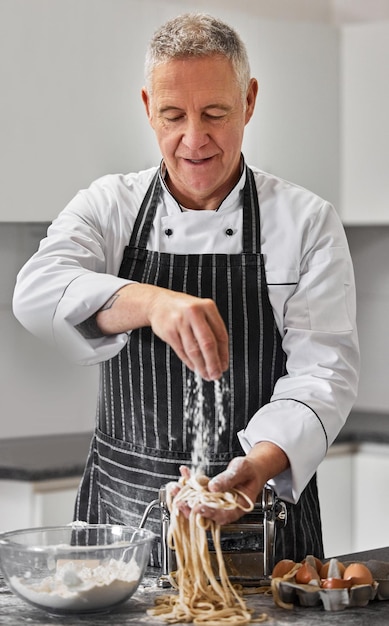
[{"xmin": 140, "ymin": 484, "xmax": 287, "ymax": 587}]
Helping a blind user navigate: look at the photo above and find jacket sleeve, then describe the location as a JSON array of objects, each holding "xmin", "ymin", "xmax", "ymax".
[
  {"xmin": 239, "ymin": 198, "xmax": 359, "ymax": 504},
  {"xmin": 12, "ymin": 176, "xmax": 140, "ymax": 365}
]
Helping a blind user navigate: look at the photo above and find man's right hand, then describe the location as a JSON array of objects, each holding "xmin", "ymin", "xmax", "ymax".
[{"xmin": 96, "ymin": 283, "xmax": 229, "ymax": 381}]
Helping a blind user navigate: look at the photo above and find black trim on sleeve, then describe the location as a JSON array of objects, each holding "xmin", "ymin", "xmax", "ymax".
[{"xmin": 270, "ymin": 398, "xmax": 328, "ymax": 451}]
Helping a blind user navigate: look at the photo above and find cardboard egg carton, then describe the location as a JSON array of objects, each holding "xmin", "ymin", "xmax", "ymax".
[
  {"xmin": 277, "ymin": 578, "xmax": 377, "ymax": 611},
  {"xmin": 272, "ymin": 557, "xmax": 389, "ymax": 612}
]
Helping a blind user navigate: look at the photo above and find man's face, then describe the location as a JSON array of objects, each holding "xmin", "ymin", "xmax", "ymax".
[{"xmin": 142, "ymin": 55, "xmax": 257, "ymax": 210}]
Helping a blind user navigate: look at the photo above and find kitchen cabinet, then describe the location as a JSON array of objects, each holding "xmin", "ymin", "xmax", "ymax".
[
  {"xmin": 0, "ymin": 0, "xmax": 160, "ymax": 222},
  {"xmin": 3, "ymin": 2, "xmax": 388, "ymax": 224},
  {"xmin": 318, "ymin": 441, "xmax": 389, "ymax": 557},
  {"xmin": 0, "ymin": 477, "xmax": 79, "ymax": 533},
  {"xmin": 352, "ymin": 443, "xmax": 389, "ymax": 552},
  {"xmin": 0, "ymin": 0, "xmax": 339, "ymax": 221},
  {"xmin": 340, "ymin": 22, "xmax": 389, "ymax": 224},
  {"xmin": 317, "ymin": 444, "xmax": 353, "ymax": 557},
  {"xmin": 242, "ymin": 18, "xmax": 339, "ymax": 209},
  {"xmin": 0, "ymin": 432, "xmax": 91, "ymax": 533}
]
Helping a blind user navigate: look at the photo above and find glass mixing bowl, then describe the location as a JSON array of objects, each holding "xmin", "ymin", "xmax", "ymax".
[{"xmin": 0, "ymin": 523, "xmax": 155, "ymax": 615}]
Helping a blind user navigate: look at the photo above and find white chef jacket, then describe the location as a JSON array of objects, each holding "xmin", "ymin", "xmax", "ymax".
[{"xmin": 13, "ymin": 162, "xmax": 359, "ymax": 505}]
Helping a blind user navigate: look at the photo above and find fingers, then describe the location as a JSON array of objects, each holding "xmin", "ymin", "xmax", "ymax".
[
  {"xmin": 201, "ymin": 457, "xmax": 263, "ymax": 525},
  {"xmin": 174, "ymin": 458, "xmax": 263, "ymax": 525},
  {"xmin": 179, "ymin": 465, "xmax": 191, "ymax": 479},
  {"xmin": 192, "ymin": 502, "xmax": 244, "ymax": 526},
  {"xmin": 200, "ymin": 302, "xmax": 229, "ymax": 377},
  {"xmin": 176, "ymin": 298, "xmax": 229, "ymax": 381},
  {"xmin": 151, "ymin": 291, "xmax": 229, "ymax": 381},
  {"xmin": 208, "ymin": 457, "xmax": 246, "ymax": 492},
  {"xmin": 176, "ymin": 501, "xmax": 192, "ymax": 519}
]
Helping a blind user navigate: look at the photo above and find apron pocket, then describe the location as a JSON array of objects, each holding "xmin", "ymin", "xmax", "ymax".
[{"xmin": 95, "ymin": 429, "xmax": 191, "ymax": 532}]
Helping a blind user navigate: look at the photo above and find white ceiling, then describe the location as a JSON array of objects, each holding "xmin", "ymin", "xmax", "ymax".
[{"xmin": 331, "ymin": 0, "xmax": 389, "ymax": 23}]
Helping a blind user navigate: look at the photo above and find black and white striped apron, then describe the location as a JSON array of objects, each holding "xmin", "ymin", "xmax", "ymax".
[{"xmin": 75, "ymin": 166, "xmax": 324, "ymax": 562}]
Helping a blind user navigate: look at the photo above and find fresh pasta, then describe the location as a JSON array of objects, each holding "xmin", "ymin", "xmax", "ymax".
[{"xmin": 148, "ymin": 473, "xmax": 268, "ymax": 625}]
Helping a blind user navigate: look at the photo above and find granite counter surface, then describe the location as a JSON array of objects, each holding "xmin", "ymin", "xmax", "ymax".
[
  {"xmin": 1, "ymin": 547, "xmax": 389, "ymax": 625},
  {"xmin": 335, "ymin": 410, "xmax": 389, "ymax": 446},
  {"xmin": 0, "ymin": 432, "xmax": 92, "ymax": 481}
]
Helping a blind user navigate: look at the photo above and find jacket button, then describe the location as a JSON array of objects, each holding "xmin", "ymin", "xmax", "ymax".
[
  {"xmin": 225, "ymin": 228, "xmax": 234, "ymax": 236},
  {"xmin": 165, "ymin": 228, "xmax": 173, "ymax": 237}
]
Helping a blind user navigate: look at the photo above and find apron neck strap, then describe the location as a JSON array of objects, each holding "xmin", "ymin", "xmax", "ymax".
[
  {"xmin": 128, "ymin": 165, "xmax": 261, "ymax": 253},
  {"xmin": 242, "ymin": 166, "xmax": 261, "ymax": 254},
  {"xmin": 128, "ymin": 171, "xmax": 161, "ymax": 249}
]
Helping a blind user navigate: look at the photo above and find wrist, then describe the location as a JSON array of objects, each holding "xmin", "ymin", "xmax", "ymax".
[{"xmin": 247, "ymin": 441, "xmax": 289, "ymax": 482}]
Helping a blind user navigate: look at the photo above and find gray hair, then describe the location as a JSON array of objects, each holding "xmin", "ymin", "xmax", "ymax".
[{"xmin": 144, "ymin": 13, "xmax": 251, "ymax": 99}]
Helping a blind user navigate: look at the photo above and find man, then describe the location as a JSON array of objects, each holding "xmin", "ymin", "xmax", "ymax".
[{"xmin": 13, "ymin": 13, "xmax": 359, "ymax": 563}]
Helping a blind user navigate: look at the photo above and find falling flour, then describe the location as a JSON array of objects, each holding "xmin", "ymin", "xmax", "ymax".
[
  {"xmin": 10, "ymin": 557, "xmax": 141, "ymax": 612},
  {"xmin": 186, "ymin": 372, "xmax": 228, "ymax": 473}
]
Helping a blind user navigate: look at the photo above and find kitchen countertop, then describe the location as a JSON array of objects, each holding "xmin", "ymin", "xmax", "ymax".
[
  {"xmin": 1, "ymin": 546, "xmax": 389, "ymax": 625},
  {"xmin": 1, "ymin": 412, "xmax": 389, "ymax": 623},
  {"xmin": 335, "ymin": 410, "xmax": 389, "ymax": 446},
  {"xmin": 0, "ymin": 410, "xmax": 388, "ymax": 483},
  {"xmin": 0, "ymin": 432, "xmax": 92, "ymax": 481}
]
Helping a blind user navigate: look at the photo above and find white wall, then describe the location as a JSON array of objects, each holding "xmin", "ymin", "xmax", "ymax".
[
  {"xmin": 0, "ymin": 223, "xmax": 98, "ymax": 437},
  {"xmin": 0, "ymin": 0, "xmax": 340, "ymax": 222},
  {"xmin": 0, "ymin": 0, "xmax": 388, "ymax": 438}
]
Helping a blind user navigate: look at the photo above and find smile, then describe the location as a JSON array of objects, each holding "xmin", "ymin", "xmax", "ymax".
[{"xmin": 184, "ymin": 157, "xmax": 213, "ymax": 164}]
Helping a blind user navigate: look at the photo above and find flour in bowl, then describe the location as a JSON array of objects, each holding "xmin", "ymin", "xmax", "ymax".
[{"xmin": 10, "ymin": 556, "xmax": 141, "ymax": 612}]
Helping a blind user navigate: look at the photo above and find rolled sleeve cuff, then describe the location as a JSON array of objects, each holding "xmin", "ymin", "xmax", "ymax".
[
  {"xmin": 53, "ymin": 272, "xmax": 133, "ymax": 365},
  {"xmin": 238, "ymin": 399, "xmax": 328, "ymax": 504}
]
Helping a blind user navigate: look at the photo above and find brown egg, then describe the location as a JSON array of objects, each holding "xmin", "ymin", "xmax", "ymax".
[
  {"xmin": 321, "ymin": 577, "xmax": 352, "ymax": 589},
  {"xmin": 343, "ymin": 562, "xmax": 373, "ymax": 586},
  {"xmin": 295, "ymin": 562, "xmax": 321, "ymax": 585},
  {"xmin": 320, "ymin": 560, "xmax": 346, "ymax": 579},
  {"xmin": 303, "ymin": 555, "xmax": 323, "ymax": 573},
  {"xmin": 271, "ymin": 559, "xmax": 296, "ymax": 578}
]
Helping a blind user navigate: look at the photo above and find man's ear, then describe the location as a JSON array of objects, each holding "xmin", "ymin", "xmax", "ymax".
[
  {"xmin": 141, "ymin": 87, "xmax": 153, "ymax": 126},
  {"xmin": 245, "ymin": 78, "xmax": 259, "ymax": 125}
]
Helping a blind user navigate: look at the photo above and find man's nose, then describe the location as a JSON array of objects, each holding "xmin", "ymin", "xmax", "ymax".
[{"xmin": 181, "ymin": 118, "xmax": 210, "ymax": 151}]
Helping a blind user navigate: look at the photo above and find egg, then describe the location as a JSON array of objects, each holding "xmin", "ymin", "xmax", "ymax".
[
  {"xmin": 303, "ymin": 555, "xmax": 323, "ymax": 573},
  {"xmin": 343, "ymin": 562, "xmax": 373, "ymax": 586},
  {"xmin": 320, "ymin": 559, "xmax": 345, "ymax": 579},
  {"xmin": 321, "ymin": 577, "xmax": 352, "ymax": 589},
  {"xmin": 295, "ymin": 562, "xmax": 321, "ymax": 585},
  {"xmin": 271, "ymin": 559, "xmax": 296, "ymax": 578}
]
